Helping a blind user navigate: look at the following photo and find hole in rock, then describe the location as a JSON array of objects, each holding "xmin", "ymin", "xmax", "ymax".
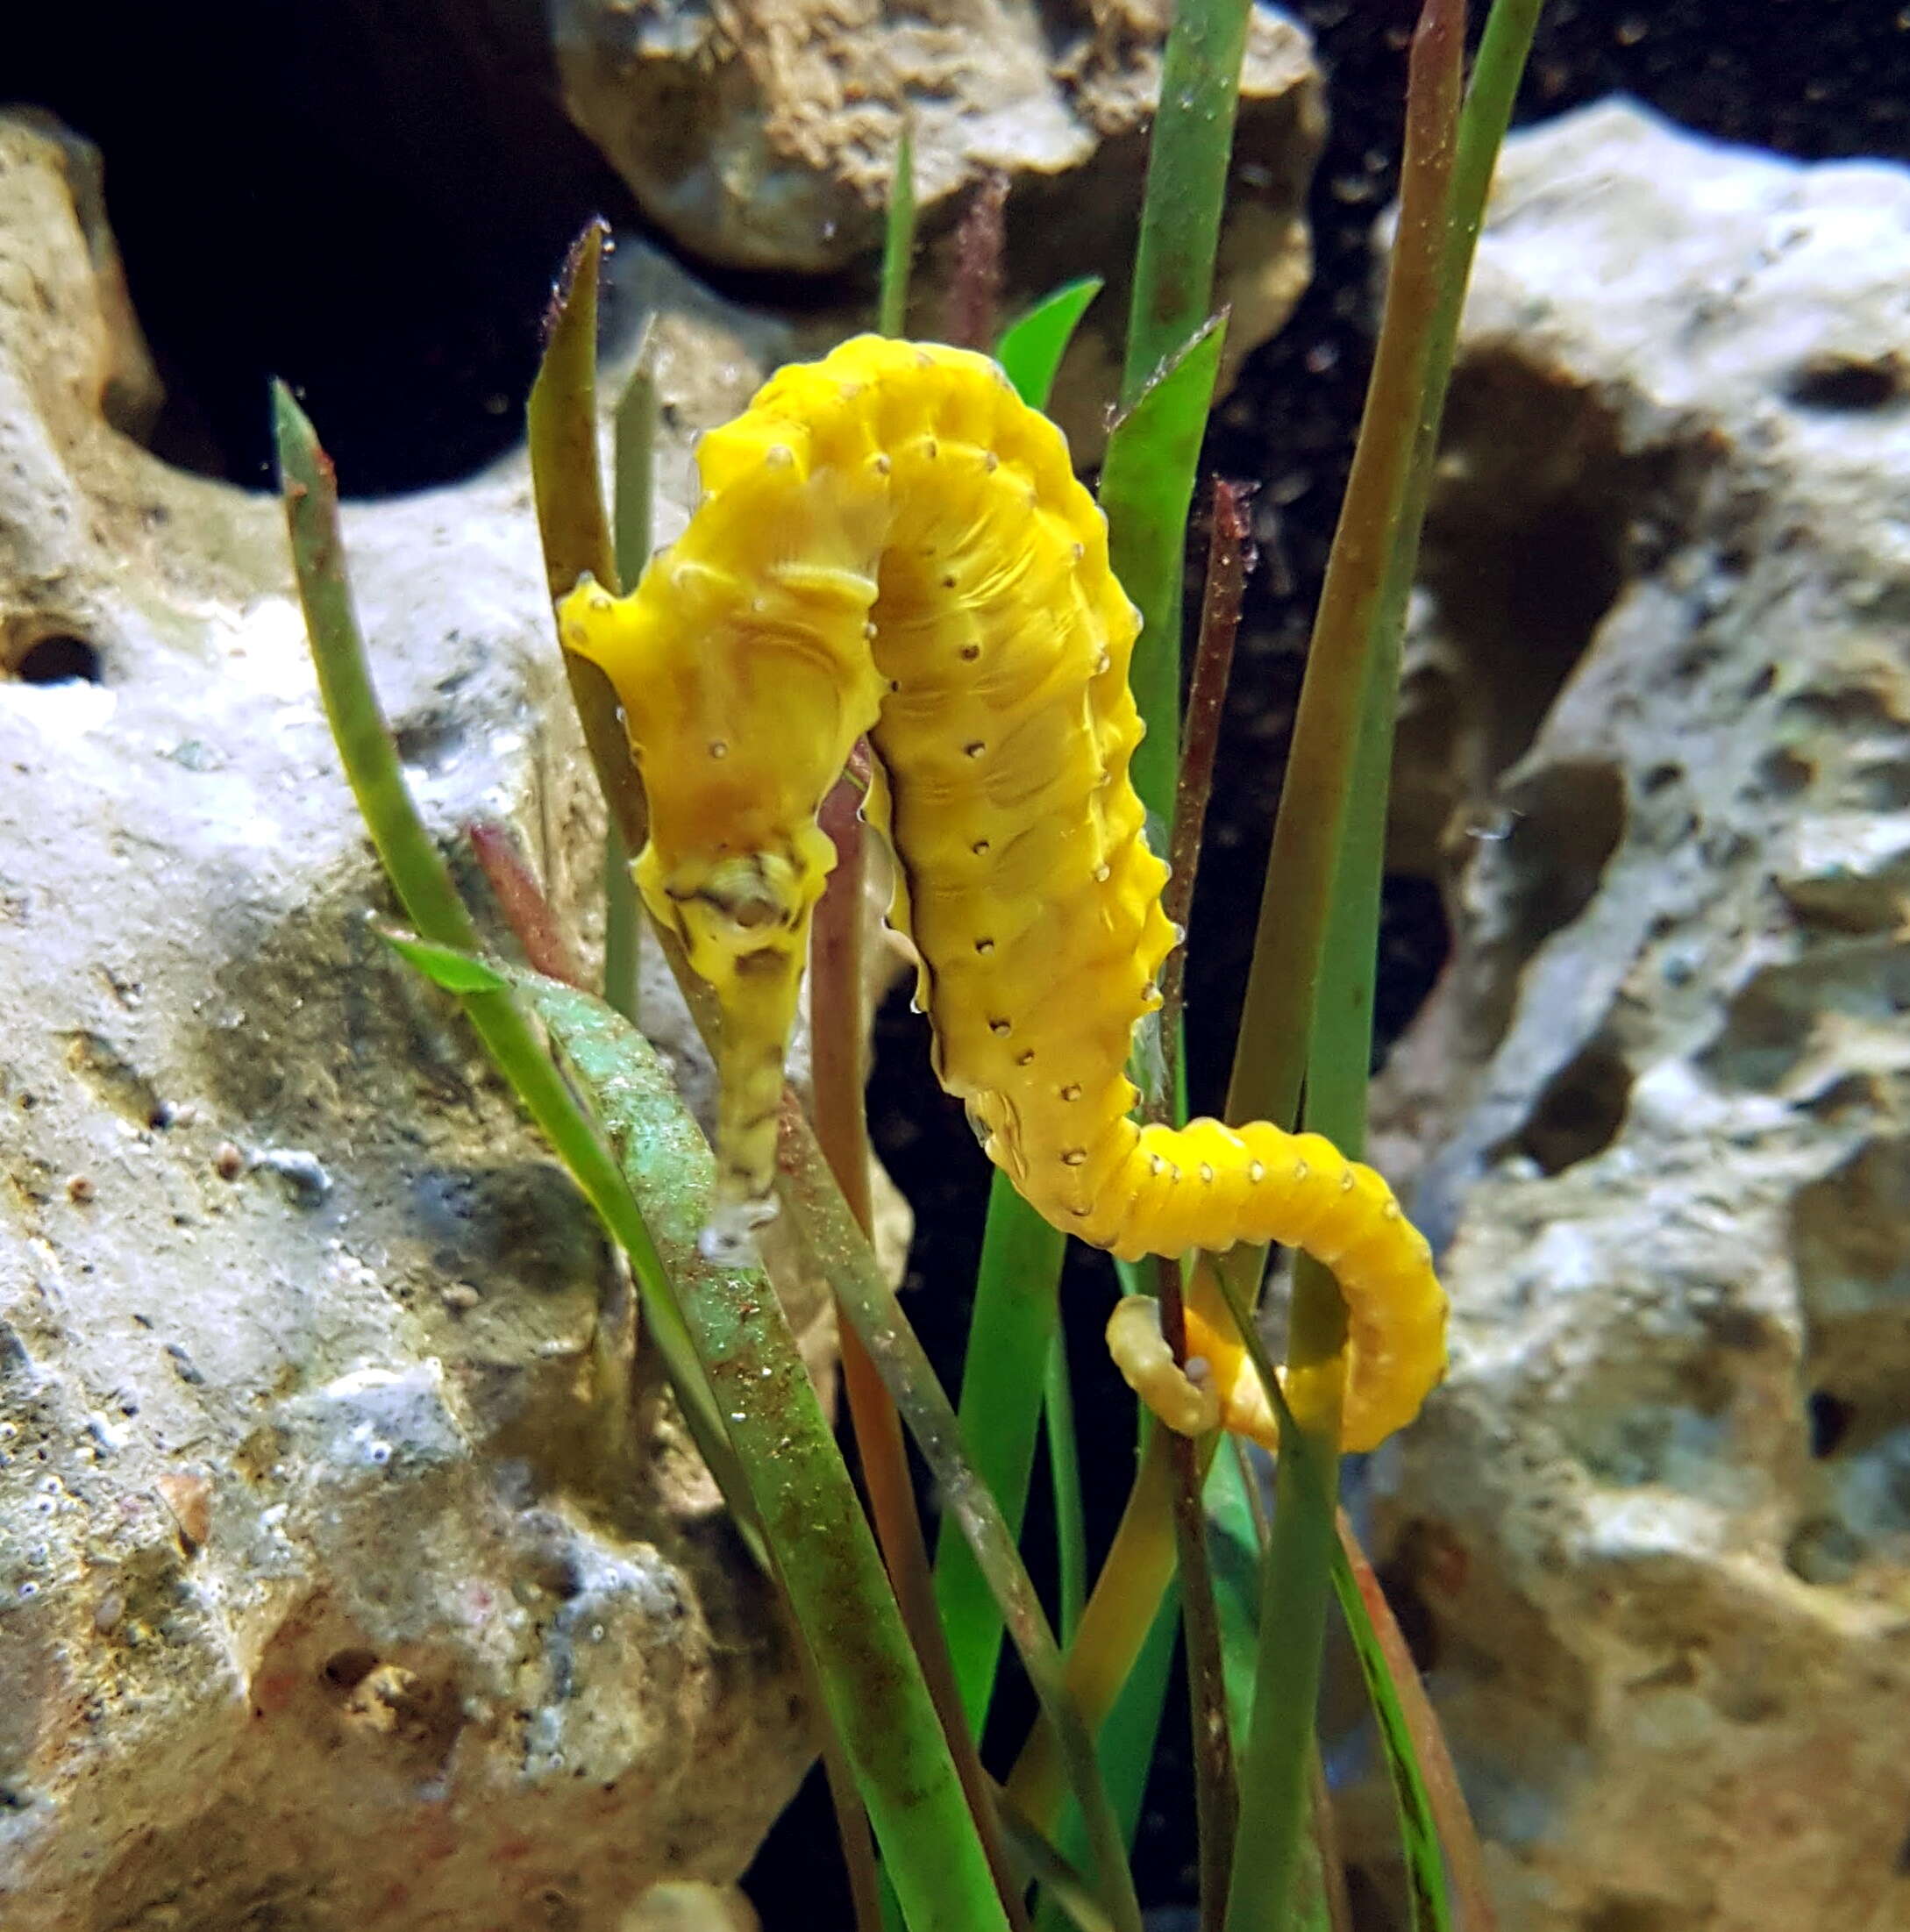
[
  {"xmin": 1756, "ymin": 746, "xmax": 1814, "ymax": 800},
  {"xmin": 1784, "ymin": 355, "xmax": 1904, "ymax": 413},
  {"xmin": 1793, "ymin": 1136, "xmax": 1910, "ymax": 1468},
  {"xmin": 319, "ymin": 1646, "xmax": 380, "ymax": 1693},
  {"xmin": 392, "ymin": 709, "xmax": 467, "ymax": 775},
  {"xmin": 1371, "ymin": 1554, "xmax": 1441, "ymax": 1674},
  {"xmin": 1456, "ymin": 759, "xmax": 1628, "ymax": 1070},
  {"xmin": 1391, "ymin": 354, "xmax": 1656, "ymax": 1071},
  {"xmin": 1517, "ymin": 1037, "xmax": 1634, "ymax": 1176},
  {"xmin": 11, "ymin": 7, "xmax": 647, "ymax": 493},
  {"xmin": 1807, "ymin": 1390, "xmax": 1855, "ymax": 1460},
  {"xmin": 1585, "ymin": 1901, "xmax": 1686, "ymax": 1932},
  {"xmin": 1498, "ymin": 760, "xmax": 1627, "ymax": 955},
  {"xmin": 1417, "ymin": 357, "xmax": 1665, "ymax": 786},
  {"xmin": 1781, "ymin": 681, "xmax": 1902, "ymax": 731},
  {"xmin": 13, "ymin": 635, "xmax": 104, "ymax": 685}
]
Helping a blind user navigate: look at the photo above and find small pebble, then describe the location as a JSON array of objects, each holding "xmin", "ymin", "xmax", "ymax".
[
  {"xmin": 251, "ymin": 1146, "xmax": 332, "ymax": 1205},
  {"xmin": 154, "ymin": 1471, "xmax": 212, "ymax": 1552},
  {"xmin": 441, "ymin": 1282, "xmax": 481, "ymax": 1313}
]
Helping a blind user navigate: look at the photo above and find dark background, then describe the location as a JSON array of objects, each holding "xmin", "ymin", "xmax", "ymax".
[{"xmin": 7, "ymin": 0, "xmax": 1904, "ymax": 1921}]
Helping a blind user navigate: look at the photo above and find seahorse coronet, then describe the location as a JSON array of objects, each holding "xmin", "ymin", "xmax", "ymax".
[{"xmin": 557, "ymin": 335, "xmax": 1447, "ymax": 1452}]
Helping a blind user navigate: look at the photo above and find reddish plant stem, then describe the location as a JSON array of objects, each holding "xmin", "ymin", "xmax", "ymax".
[
  {"xmin": 467, "ymin": 820, "xmax": 586, "ymax": 988},
  {"xmin": 945, "ymin": 170, "xmax": 1009, "ymax": 353},
  {"xmin": 1158, "ymin": 1257, "xmax": 1238, "ymax": 1932},
  {"xmin": 1160, "ymin": 476, "xmax": 1254, "ymax": 1071},
  {"xmin": 1148, "ymin": 475, "xmax": 1254, "ymax": 1932},
  {"xmin": 810, "ymin": 750, "xmax": 1030, "ymax": 1932},
  {"xmin": 806, "ymin": 749, "xmax": 898, "ymax": 1932},
  {"xmin": 810, "ymin": 756, "xmax": 874, "ymax": 1227},
  {"xmin": 1336, "ymin": 1511, "xmax": 1498, "ymax": 1931}
]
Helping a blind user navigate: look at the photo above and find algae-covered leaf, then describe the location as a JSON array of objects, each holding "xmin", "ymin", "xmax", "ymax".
[{"xmin": 517, "ymin": 966, "xmax": 1010, "ymax": 1932}]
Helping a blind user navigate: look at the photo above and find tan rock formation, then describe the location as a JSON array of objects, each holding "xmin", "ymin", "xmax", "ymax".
[{"xmin": 553, "ymin": 0, "xmax": 1323, "ymax": 451}]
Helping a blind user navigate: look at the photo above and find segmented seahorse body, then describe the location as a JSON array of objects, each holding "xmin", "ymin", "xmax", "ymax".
[{"xmin": 558, "ymin": 336, "xmax": 1446, "ymax": 1452}]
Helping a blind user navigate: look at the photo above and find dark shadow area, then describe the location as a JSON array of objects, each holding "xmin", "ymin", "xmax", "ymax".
[
  {"xmin": 10, "ymin": 1, "xmax": 639, "ymax": 493},
  {"xmin": 11, "ymin": 634, "xmax": 104, "ymax": 686}
]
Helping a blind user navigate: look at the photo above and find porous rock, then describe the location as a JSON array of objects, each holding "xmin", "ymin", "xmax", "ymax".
[
  {"xmin": 0, "ymin": 114, "xmax": 887, "ymax": 1931},
  {"xmin": 552, "ymin": 0, "xmax": 1323, "ymax": 451},
  {"xmin": 1355, "ymin": 101, "xmax": 1910, "ymax": 1931}
]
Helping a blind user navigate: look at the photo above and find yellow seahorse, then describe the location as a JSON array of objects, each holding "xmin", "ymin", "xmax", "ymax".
[{"xmin": 558, "ymin": 335, "xmax": 1445, "ymax": 1452}]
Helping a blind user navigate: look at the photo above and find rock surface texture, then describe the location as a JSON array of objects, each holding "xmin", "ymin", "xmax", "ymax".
[
  {"xmin": 0, "ymin": 115, "xmax": 859, "ymax": 1932},
  {"xmin": 552, "ymin": 0, "xmax": 1322, "ymax": 451},
  {"xmin": 1360, "ymin": 102, "xmax": 1910, "ymax": 1931}
]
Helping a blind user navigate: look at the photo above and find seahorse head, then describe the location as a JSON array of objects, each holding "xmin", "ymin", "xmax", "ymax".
[{"xmin": 633, "ymin": 825, "xmax": 837, "ymax": 1258}]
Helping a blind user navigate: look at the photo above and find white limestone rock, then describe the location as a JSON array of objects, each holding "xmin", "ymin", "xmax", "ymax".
[
  {"xmin": 0, "ymin": 112, "xmax": 877, "ymax": 1932},
  {"xmin": 1358, "ymin": 101, "xmax": 1910, "ymax": 1932}
]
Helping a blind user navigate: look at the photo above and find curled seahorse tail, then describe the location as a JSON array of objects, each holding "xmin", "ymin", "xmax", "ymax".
[
  {"xmin": 1081, "ymin": 1117, "xmax": 1446, "ymax": 1453},
  {"xmin": 1105, "ymin": 1296, "xmax": 1222, "ymax": 1437}
]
